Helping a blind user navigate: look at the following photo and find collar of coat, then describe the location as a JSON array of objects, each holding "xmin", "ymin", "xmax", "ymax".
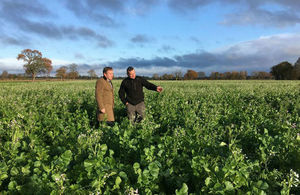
[{"xmin": 103, "ymin": 76, "xmax": 113, "ymax": 88}]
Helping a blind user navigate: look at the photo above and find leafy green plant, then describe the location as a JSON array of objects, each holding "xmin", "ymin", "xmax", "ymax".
[{"xmin": 0, "ymin": 80, "xmax": 299, "ymax": 194}]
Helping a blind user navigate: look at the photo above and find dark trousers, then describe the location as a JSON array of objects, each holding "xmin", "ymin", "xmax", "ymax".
[
  {"xmin": 95, "ymin": 113, "xmax": 115, "ymax": 128},
  {"xmin": 126, "ymin": 101, "xmax": 145, "ymax": 123},
  {"xmin": 96, "ymin": 121, "xmax": 115, "ymax": 128}
]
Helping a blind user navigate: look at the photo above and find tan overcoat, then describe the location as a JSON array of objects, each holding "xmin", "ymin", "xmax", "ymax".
[{"xmin": 95, "ymin": 77, "xmax": 114, "ymax": 121}]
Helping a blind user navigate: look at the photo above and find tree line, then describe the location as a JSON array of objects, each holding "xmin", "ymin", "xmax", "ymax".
[
  {"xmin": 152, "ymin": 70, "xmax": 273, "ymax": 80},
  {"xmin": 1, "ymin": 49, "xmax": 300, "ymax": 81}
]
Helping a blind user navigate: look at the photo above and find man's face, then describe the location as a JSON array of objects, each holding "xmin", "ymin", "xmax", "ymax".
[
  {"xmin": 128, "ymin": 69, "xmax": 136, "ymax": 79},
  {"xmin": 104, "ymin": 70, "xmax": 114, "ymax": 80}
]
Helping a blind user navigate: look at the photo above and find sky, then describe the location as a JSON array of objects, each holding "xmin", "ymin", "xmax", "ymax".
[{"xmin": 0, "ymin": 0, "xmax": 300, "ymax": 77}]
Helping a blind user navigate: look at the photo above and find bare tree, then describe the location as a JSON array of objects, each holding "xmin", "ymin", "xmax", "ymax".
[
  {"xmin": 174, "ymin": 71, "xmax": 182, "ymax": 80},
  {"xmin": 56, "ymin": 66, "xmax": 67, "ymax": 81},
  {"xmin": 1, "ymin": 70, "xmax": 8, "ymax": 80},
  {"xmin": 152, "ymin": 73, "xmax": 160, "ymax": 80},
  {"xmin": 198, "ymin": 71, "xmax": 206, "ymax": 79},
  {"xmin": 68, "ymin": 63, "xmax": 79, "ymax": 79},
  {"xmin": 88, "ymin": 69, "xmax": 98, "ymax": 80}
]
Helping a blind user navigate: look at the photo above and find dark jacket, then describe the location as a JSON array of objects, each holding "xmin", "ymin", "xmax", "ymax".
[{"xmin": 119, "ymin": 76, "xmax": 157, "ymax": 105}]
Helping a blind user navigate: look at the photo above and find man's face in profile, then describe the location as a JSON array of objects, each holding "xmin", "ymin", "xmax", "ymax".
[{"xmin": 104, "ymin": 70, "xmax": 114, "ymax": 80}]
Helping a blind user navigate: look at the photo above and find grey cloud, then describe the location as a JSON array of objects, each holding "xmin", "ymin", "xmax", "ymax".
[
  {"xmin": 0, "ymin": 0, "xmax": 114, "ymax": 48},
  {"xmin": 168, "ymin": 0, "xmax": 211, "ymax": 12},
  {"xmin": 131, "ymin": 34, "xmax": 153, "ymax": 43},
  {"xmin": 0, "ymin": 35, "xmax": 30, "ymax": 46},
  {"xmin": 97, "ymin": 36, "xmax": 114, "ymax": 48},
  {"xmin": 2, "ymin": 33, "xmax": 300, "ymax": 76},
  {"xmin": 127, "ymin": 0, "xmax": 159, "ymax": 15},
  {"xmin": 0, "ymin": 0, "xmax": 51, "ymax": 21},
  {"xmin": 64, "ymin": 0, "xmax": 159, "ymax": 26},
  {"xmin": 84, "ymin": 0, "xmax": 124, "ymax": 11},
  {"xmin": 268, "ymin": 0, "xmax": 300, "ymax": 10},
  {"xmin": 168, "ymin": 0, "xmax": 300, "ymax": 11},
  {"xmin": 158, "ymin": 45, "xmax": 176, "ymax": 53},
  {"xmin": 167, "ymin": 0, "xmax": 300, "ymax": 27},
  {"xmin": 69, "ymin": 33, "xmax": 300, "ymax": 75},
  {"xmin": 0, "ymin": 0, "xmax": 53, "ymax": 33},
  {"xmin": 174, "ymin": 52, "xmax": 220, "ymax": 68},
  {"xmin": 221, "ymin": 8, "xmax": 300, "ymax": 28},
  {"xmin": 8, "ymin": 18, "xmax": 114, "ymax": 48},
  {"xmin": 107, "ymin": 57, "xmax": 177, "ymax": 69},
  {"xmin": 75, "ymin": 53, "xmax": 85, "ymax": 59},
  {"xmin": 62, "ymin": 26, "xmax": 113, "ymax": 47},
  {"xmin": 19, "ymin": 20, "xmax": 62, "ymax": 39},
  {"xmin": 91, "ymin": 14, "xmax": 117, "ymax": 27},
  {"xmin": 64, "ymin": 0, "xmax": 122, "ymax": 27},
  {"xmin": 105, "ymin": 33, "xmax": 300, "ymax": 74},
  {"xmin": 0, "ymin": 0, "xmax": 57, "ymax": 40},
  {"xmin": 65, "ymin": 0, "xmax": 124, "ymax": 14},
  {"xmin": 190, "ymin": 36, "xmax": 202, "ymax": 44}
]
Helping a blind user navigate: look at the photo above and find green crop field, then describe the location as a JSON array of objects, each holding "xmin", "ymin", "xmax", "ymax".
[{"xmin": 0, "ymin": 80, "xmax": 299, "ymax": 194}]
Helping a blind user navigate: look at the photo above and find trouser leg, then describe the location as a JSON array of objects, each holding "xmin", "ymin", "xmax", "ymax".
[
  {"xmin": 96, "ymin": 121, "xmax": 115, "ymax": 127},
  {"xmin": 136, "ymin": 102, "xmax": 145, "ymax": 122},
  {"xmin": 126, "ymin": 103, "xmax": 136, "ymax": 122},
  {"xmin": 106, "ymin": 121, "xmax": 115, "ymax": 127}
]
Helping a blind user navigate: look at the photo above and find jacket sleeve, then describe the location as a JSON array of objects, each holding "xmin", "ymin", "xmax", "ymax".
[
  {"xmin": 141, "ymin": 77, "xmax": 157, "ymax": 91},
  {"xmin": 95, "ymin": 79, "xmax": 105, "ymax": 110},
  {"xmin": 118, "ymin": 80, "xmax": 127, "ymax": 105}
]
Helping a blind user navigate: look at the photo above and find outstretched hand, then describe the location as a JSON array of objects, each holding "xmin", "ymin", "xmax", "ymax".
[{"xmin": 157, "ymin": 86, "xmax": 163, "ymax": 92}]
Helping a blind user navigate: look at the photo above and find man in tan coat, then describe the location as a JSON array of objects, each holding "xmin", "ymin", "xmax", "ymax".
[{"xmin": 95, "ymin": 67, "xmax": 115, "ymax": 126}]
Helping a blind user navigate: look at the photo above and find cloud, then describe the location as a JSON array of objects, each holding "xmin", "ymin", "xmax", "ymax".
[
  {"xmin": 106, "ymin": 33, "xmax": 300, "ymax": 74},
  {"xmin": 69, "ymin": 64, "xmax": 183, "ymax": 77},
  {"xmin": 69, "ymin": 32, "xmax": 300, "ymax": 76},
  {"xmin": 64, "ymin": 0, "xmax": 122, "ymax": 27},
  {"xmin": 168, "ymin": 0, "xmax": 211, "ymax": 13},
  {"xmin": 131, "ymin": 34, "xmax": 154, "ymax": 43},
  {"xmin": 2, "ymin": 33, "xmax": 300, "ymax": 76},
  {"xmin": 158, "ymin": 45, "xmax": 176, "ymax": 53},
  {"xmin": 0, "ymin": 57, "xmax": 74, "ymax": 73},
  {"xmin": 64, "ymin": 0, "xmax": 159, "ymax": 28},
  {"xmin": 221, "ymin": 8, "xmax": 300, "ymax": 28},
  {"xmin": 61, "ymin": 26, "xmax": 114, "ymax": 48},
  {"xmin": 108, "ymin": 57, "xmax": 177, "ymax": 69},
  {"xmin": 0, "ymin": 0, "xmax": 52, "ymax": 21},
  {"xmin": 75, "ymin": 53, "xmax": 85, "ymax": 60},
  {"xmin": 0, "ymin": 35, "xmax": 30, "ymax": 46},
  {"xmin": 125, "ymin": 0, "xmax": 159, "ymax": 16},
  {"xmin": 51, "ymin": 59, "xmax": 74, "ymax": 66},
  {"xmin": 116, "ymin": 66, "xmax": 183, "ymax": 77},
  {"xmin": 0, "ymin": 58, "xmax": 24, "ymax": 72},
  {"xmin": 7, "ymin": 19, "xmax": 113, "ymax": 48},
  {"xmin": 0, "ymin": 0, "xmax": 114, "ymax": 48},
  {"xmin": 167, "ymin": 0, "xmax": 300, "ymax": 27},
  {"xmin": 190, "ymin": 36, "xmax": 201, "ymax": 44},
  {"xmin": 23, "ymin": 21, "xmax": 114, "ymax": 47}
]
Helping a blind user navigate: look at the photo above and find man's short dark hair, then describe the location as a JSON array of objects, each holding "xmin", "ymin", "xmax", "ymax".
[
  {"xmin": 127, "ymin": 66, "xmax": 134, "ymax": 74},
  {"xmin": 103, "ymin": 67, "xmax": 113, "ymax": 74}
]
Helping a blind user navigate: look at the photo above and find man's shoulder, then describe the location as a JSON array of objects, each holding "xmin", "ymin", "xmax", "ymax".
[
  {"xmin": 135, "ymin": 76, "xmax": 144, "ymax": 81},
  {"xmin": 96, "ymin": 77, "xmax": 105, "ymax": 84},
  {"xmin": 121, "ymin": 77, "xmax": 130, "ymax": 83}
]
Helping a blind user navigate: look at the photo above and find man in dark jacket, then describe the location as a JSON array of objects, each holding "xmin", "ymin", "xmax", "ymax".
[{"xmin": 119, "ymin": 66, "xmax": 163, "ymax": 122}]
